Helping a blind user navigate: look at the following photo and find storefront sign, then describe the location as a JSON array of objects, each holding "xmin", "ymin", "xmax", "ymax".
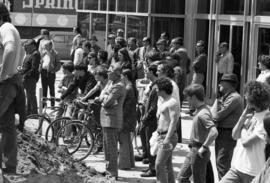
[{"xmin": 14, "ymin": 0, "xmax": 77, "ymax": 14}]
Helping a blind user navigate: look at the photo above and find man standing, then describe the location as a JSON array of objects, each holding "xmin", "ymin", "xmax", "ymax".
[
  {"xmin": 192, "ymin": 40, "xmax": 207, "ymax": 88},
  {"xmin": 211, "ymin": 73, "xmax": 244, "ymax": 180},
  {"xmin": 216, "ymin": 42, "xmax": 234, "ymax": 81},
  {"xmin": 0, "ymin": 3, "xmax": 25, "ymax": 173},
  {"xmin": 140, "ymin": 64, "xmax": 158, "ymax": 177},
  {"xmin": 99, "ymin": 63, "xmax": 126, "ymax": 179},
  {"xmin": 177, "ymin": 84, "xmax": 218, "ymax": 183},
  {"xmin": 19, "ymin": 39, "xmax": 40, "ymax": 115}
]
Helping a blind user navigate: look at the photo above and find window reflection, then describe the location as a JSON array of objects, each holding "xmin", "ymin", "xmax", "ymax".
[
  {"xmin": 108, "ymin": 15, "xmax": 125, "ymax": 34},
  {"xmin": 151, "ymin": 17, "xmax": 184, "ymax": 44},
  {"xmin": 92, "ymin": 14, "xmax": 106, "ymax": 49},
  {"xmin": 85, "ymin": 0, "xmax": 98, "ymax": 10},
  {"xmin": 198, "ymin": 0, "xmax": 210, "ymax": 13},
  {"xmin": 138, "ymin": 0, "xmax": 148, "ymax": 12},
  {"xmin": 118, "ymin": 0, "xmax": 136, "ymax": 12},
  {"xmin": 257, "ymin": 28, "xmax": 270, "ymax": 76},
  {"xmin": 100, "ymin": 0, "xmax": 107, "ymax": 10},
  {"xmin": 256, "ymin": 0, "xmax": 270, "ymax": 15},
  {"xmin": 152, "ymin": 0, "xmax": 185, "ymax": 14},
  {"xmin": 127, "ymin": 16, "xmax": 147, "ymax": 44},
  {"xmin": 78, "ymin": 13, "xmax": 90, "ymax": 39},
  {"xmin": 196, "ymin": 20, "xmax": 209, "ymax": 50},
  {"xmin": 109, "ymin": 0, "xmax": 116, "ymax": 11},
  {"xmin": 220, "ymin": 0, "xmax": 244, "ymax": 14}
]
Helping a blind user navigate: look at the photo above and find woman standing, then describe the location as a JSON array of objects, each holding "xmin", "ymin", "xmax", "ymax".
[
  {"xmin": 119, "ymin": 69, "xmax": 137, "ymax": 169},
  {"xmin": 220, "ymin": 81, "xmax": 269, "ymax": 183}
]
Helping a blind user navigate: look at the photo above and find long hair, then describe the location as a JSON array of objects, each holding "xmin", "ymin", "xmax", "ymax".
[
  {"xmin": 0, "ymin": 3, "xmax": 11, "ymax": 23},
  {"xmin": 119, "ymin": 48, "xmax": 132, "ymax": 63},
  {"xmin": 122, "ymin": 69, "xmax": 138, "ymax": 100}
]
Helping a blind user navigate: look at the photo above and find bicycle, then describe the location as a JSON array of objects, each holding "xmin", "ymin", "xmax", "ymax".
[
  {"xmin": 54, "ymin": 100, "xmax": 102, "ymax": 161},
  {"xmin": 24, "ymin": 97, "xmax": 67, "ymax": 138}
]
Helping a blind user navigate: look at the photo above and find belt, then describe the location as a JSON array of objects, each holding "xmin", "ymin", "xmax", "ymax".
[
  {"xmin": 188, "ymin": 140, "xmax": 203, "ymax": 148},
  {"xmin": 157, "ymin": 130, "xmax": 168, "ymax": 135},
  {"xmin": 217, "ymin": 127, "xmax": 233, "ymax": 131}
]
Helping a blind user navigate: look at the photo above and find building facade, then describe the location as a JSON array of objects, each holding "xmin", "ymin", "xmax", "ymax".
[{"xmin": 77, "ymin": 0, "xmax": 270, "ymax": 101}]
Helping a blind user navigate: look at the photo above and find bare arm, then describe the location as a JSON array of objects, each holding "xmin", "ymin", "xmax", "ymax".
[
  {"xmin": 0, "ymin": 42, "xmax": 15, "ymax": 81},
  {"xmin": 203, "ymin": 126, "xmax": 218, "ymax": 147},
  {"xmin": 164, "ymin": 102, "xmax": 179, "ymax": 142}
]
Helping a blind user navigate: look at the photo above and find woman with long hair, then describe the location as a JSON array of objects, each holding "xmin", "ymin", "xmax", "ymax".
[{"xmin": 118, "ymin": 69, "xmax": 138, "ymax": 170}]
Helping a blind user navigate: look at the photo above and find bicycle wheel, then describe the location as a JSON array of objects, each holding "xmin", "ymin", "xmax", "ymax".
[
  {"xmin": 56, "ymin": 120, "xmax": 94, "ymax": 161},
  {"xmin": 24, "ymin": 114, "xmax": 51, "ymax": 137},
  {"xmin": 45, "ymin": 117, "xmax": 72, "ymax": 142}
]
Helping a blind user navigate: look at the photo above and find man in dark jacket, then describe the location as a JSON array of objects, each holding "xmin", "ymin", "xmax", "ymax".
[
  {"xmin": 19, "ymin": 39, "xmax": 40, "ymax": 115},
  {"xmin": 140, "ymin": 64, "xmax": 158, "ymax": 177},
  {"xmin": 60, "ymin": 64, "xmax": 97, "ymax": 100}
]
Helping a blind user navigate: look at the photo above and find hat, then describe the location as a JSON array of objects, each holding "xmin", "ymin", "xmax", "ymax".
[
  {"xmin": 220, "ymin": 73, "xmax": 238, "ymax": 83},
  {"xmin": 108, "ymin": 33, "xmax": 116, "ymax": 39},
  {"xmin": 220, "ymin": 42, "xmax": 228, "ymax": 48},
  {"xmin": 196, "ymin": 40, "xmax": 205, "ymax": 47},
  {"xmin": 156, "ymin": 39, "xmax": 167, "ymax": 45},
  {"xmin": 171, "ymin": 37, "xmax": 183, "ymax": 45},
  {"xmin": 90, "ymin": 35, "xmax": 98, "ymax": 41},
  {"xmin": 142, "ymin": 37, "xmax": 151, "ymax": 43},
  {"xmin": 40, "ymin": 29, "xmax": 49, "ymax": 36}
]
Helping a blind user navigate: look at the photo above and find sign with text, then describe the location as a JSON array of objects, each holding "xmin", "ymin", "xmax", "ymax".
[{"xmin": 14, "ymin": 0, "xmax": 77, "ymax": 14}]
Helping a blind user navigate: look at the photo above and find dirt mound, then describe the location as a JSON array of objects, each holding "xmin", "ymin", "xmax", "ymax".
[{"xmin": 4, "ymin": 131, "xmax": 112, "ymax": 183}]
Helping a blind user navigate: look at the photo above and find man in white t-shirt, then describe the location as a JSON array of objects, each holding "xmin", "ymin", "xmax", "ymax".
[{"xmin": 0, "ymin": 3, "xmax": 26, "ymax": 174}]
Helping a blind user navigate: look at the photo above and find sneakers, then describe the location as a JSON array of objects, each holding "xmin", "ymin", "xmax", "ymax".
[
  {"xmin": 141, "ymin": 170, "xmax": 156, "ymax": 177},
  {"xmin": 142, "ymin": 158, "xmax": 149, "ymax": 164}
]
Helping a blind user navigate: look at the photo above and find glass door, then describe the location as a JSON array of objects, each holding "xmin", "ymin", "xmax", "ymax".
[{"xmin": 213, "ymin": 23, "xmax": 244, "ymax": 96}]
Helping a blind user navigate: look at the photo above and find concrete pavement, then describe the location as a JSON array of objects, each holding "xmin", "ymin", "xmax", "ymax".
[{"xmin": 35, "ymin": 68, "xmax": 219, "ymax": 183}]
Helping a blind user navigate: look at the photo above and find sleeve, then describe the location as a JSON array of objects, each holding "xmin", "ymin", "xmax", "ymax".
[
  {"xmin": 61, "ymin": 78, "xmax": 78, "ymax": 100},
  {"xmin": 102, "ymin": 84, "xmax": 124, "ymax": 108},
  {"xmin": 213, "ymin": 95, "xmax": 241, "ymax": 122},
  {"xmin": 227, "ymin": 54, "xmax": 234, "ymax": 73},
  {"xmin": 26, "ymin": 53, "xmax": 40, "ymax": 77},
  {"xmin": 253, "ymin": 121, "xmax": 267, "ymax": 141},
  {"xmin": 198, "ymin": 110, "xmax": 215, "ymax": 129},
  {"xmin": 142, "ymin": 90, "xmax": 158, "ymax": 125}
]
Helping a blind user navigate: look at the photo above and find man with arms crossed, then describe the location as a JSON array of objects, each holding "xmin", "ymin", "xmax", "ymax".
[{"xmin": 177, "ymin": 84, "xmax": 218, "ymax": 183}]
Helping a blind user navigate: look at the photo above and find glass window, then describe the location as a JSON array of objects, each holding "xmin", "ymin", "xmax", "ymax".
[
  {"xmin": 109, "ymin": 0, "xmax": 116, "ymax": 11},
  {"xmin": 92, "ymin": 14, "xmax": 107, "ymax": 50},
  {"xmin": 152, "ymin": 0, "xmax": 185, "ymax": 14},
  {"xmin": 78, "ymin": 13, "xmax": 90, "ymax": 39},
  {"xmin": 197, "ymin": 0, "xmax": 210, "ymax": 13},
  {"xmin": 108, "ymin": 15, "xmax": 125, "ymax": 34},
  {"xmin": 85, "ymin": 0, "xmax": 99, "ymax": 10},
  {"xmin": 220, "ymin": 0, "xmax": 245, "ymax": 14},
  {"xmin": 118, "ymin": 0, "xmax": 136, "ymax": 12},
  {"xmin": 257, "ymin": 28, "xmax": 270, "ymax": 76},
  {"xmin": 196, "ymin": 20, "xmax": 209, "ymax": 50},
  {"xmin": 100, "ymin": 0, "xmax": 107, "ymax": 10},
  {"xmin": 256, "ymin": 0, "xmax": 270, "ymax": 15},
  {"xmin": 52, "ymin": 35, "xmax": 65, "ymax": 43},
  {"xmin": 151, "ymin": 17, "xmax": 184, "ymax": 45},
  {"xmin": 138, "ymin": 0, "xmax": 148, "ymax": 12},
  {"xmin": 127, "ymin": 16, "xmax": 147, "ymax": 44}
]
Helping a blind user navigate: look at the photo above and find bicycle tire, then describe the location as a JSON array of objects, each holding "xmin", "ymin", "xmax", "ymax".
[
  {"xmin": 45, "ymin": 117, "xmax": 72, "ymax": 142},
  {"xmin": 24, "ymin": 114, "xmax": 51, "ymax": 137},
  {"xmin": 55, "ymin": 120, "xmax": 94, "ymax": 161}
]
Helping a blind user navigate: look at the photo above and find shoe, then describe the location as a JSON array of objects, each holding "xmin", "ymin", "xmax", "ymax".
[
  {"xmin": 2, "ymin": 167, "xmax": 16, "ymax": 174},
  {"xmin": 135, "ymin": 155, "xmax": 145, "ymax": 161},
  {"xmin": 140, "ymin": 170, "xmax": 156, "ymax": 177},
  {"xmin": 142, "ymin": 158, "xmax": 149, "ymax": 164},
  {"xmin": 141, "ymin": 168, "xmax": 149, "ymax": 172}
]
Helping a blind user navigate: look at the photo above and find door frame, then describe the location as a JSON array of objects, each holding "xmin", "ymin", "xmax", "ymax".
[
  {"xmin": 210, "ymin": 21, "xmax": 245, "ymax": 99},
  {"xmin": 249, "ymin": 24, "xmax": 270, "ymax": 82}
]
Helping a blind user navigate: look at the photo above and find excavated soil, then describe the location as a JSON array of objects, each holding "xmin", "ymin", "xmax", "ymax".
[{"xmin": 3, "ymin": 131, "xmax": 115, "ymax": 183}]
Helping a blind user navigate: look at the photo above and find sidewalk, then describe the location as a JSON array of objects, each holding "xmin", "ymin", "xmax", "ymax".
[{"xmin": 36, "ymin": 69, "xmax": 219, "ymax": 183}]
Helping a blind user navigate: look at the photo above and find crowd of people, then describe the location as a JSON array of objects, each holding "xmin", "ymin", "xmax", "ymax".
[{"xmin": 1, "ymin": 2, "xmax": 270, "ymax": 183}]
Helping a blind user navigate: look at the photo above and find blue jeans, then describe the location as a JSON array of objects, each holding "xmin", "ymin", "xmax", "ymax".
[
  {"xmin": 0, "ymin": 74, "xmax": 25, "ymax": 170},
  {"xmin": 155, "ymin": 132, "xmax": 178, "ymax": 183},
  {"xmin": 177, "ymin": 146, "xmax": 210, "ymax": 183}
]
